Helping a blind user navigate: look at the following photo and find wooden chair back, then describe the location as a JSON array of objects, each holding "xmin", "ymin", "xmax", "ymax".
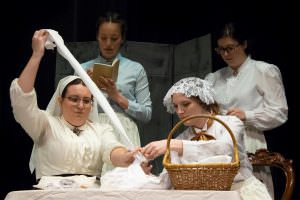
[{"xmin": 248, "ymin": 149, "xmax": 295, "ymax": 200}]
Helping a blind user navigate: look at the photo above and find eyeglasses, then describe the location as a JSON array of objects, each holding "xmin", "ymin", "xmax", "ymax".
[
  {"xmin": 215, "ymin": 44, "xmax": 240, "ymax": 55},
  {"xmin": 65, "ymin": 95, "xmax": 93, "ymax": 106}
]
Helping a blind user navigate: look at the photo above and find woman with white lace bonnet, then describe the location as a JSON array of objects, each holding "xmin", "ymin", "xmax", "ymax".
[
  {"xmin": 9, "ymin": 29, "xmax": 138, "ymax": 186},
  {"xmin": 140, "ymin": 77, "xmax": 272, "ymax": 200}
]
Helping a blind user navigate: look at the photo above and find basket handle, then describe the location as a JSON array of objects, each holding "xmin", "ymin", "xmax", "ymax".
[{"xmin": 165, "ymin": 114, "xmax": 239, "ymax": 164}]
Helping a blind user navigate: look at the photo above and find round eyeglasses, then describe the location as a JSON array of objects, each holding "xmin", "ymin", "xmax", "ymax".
[
  {"xmin": 65, "ymin": 95, "xmax": 93, "ymax": 106},
  {"xmin": 215, "ymin": 44, "xmax": 240, "ymax": 55}
]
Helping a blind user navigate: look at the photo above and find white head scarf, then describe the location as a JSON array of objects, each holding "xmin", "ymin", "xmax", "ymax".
[
  {"xmin": 46, "ymin": 75, "xmax": 99, "ymax": 122},
  {"xmin": 163, "ymin": 77, "xmax": 215, "ymax": 113}
]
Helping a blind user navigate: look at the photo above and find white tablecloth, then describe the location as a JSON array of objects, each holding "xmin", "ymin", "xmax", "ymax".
[{"xmin": 5, "ymin": 189, "xmax": 241, "ymax": 200}]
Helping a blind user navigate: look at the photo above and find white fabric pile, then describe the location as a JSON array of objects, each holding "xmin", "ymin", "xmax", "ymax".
[{"xmin": 34, "ymin": 175, "xmax": 99, "ymax": 189}]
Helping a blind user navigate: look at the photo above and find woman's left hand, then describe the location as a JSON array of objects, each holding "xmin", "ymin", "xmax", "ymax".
[
  {"xmin": 123, "ymin": 147, "xmax": 141, "ymax": 166},
  {"xmin": 111, "ymin": 147, "xmax": 140, "ymax": 167},
  {"xmin": 97, "ymin": 76, "xmax": 119, "ymax": 100},
  {"xmin": 97, "ymin": 76, "xmax": 129, "ymax": 109}
]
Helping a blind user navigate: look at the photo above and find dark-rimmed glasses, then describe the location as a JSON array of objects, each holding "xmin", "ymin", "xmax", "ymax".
[
  {"xmin": 65, "ymin": 95, "xmax": 93, "ymax": 106},
  {"xmin": 215, "ymin": 44, "xmax": 240, "ymax": 55}
]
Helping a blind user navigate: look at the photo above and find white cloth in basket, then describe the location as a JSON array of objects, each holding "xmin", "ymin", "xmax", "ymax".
[{"xmin": 170, "ymin": 151, "xmax": 232, "ymax": 164}]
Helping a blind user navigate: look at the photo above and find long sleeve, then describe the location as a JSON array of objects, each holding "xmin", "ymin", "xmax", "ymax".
[
  {"xmin": 10, "ymin": 78, "xmax": 48, "ymax": 142},
  {"xmin": 245, "ymin": 64, "xmax": 288, "ymax": 130},
  {"xmin": 205, "ymin": 57, "xmax": 288, "ymax": 131},
  {"xmin": 98, "ymin": 123, "xmax": 125, "ymax": 165},
  {"xmin": 125, "ymin": 68, "xmax": 152, "ymax": 122}
]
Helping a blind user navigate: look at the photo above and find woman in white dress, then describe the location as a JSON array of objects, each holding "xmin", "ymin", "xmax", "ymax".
[
  {"xmin": 10, "ymin": 29, "xmax": 138, "ymax": 187},
  {"xmin": 205, "ymin": 22, "xmax": 288, "ymax": 197},
  {"xmin": 141, "ymin": 77, "xmax": 272, "ymax": 200}
]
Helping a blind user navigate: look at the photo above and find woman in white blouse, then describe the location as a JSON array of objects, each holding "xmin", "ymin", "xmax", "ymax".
[
  {"xmin": 141, "ymin": 77, "xmax": 272, "ymax": 200},
  {"xmin": 9, "ymin": 29, "xmax": 137, "ymax": 187},
  {"xmin": 205, "ymin": 22, "xmax": 288, "ymax": 198}
]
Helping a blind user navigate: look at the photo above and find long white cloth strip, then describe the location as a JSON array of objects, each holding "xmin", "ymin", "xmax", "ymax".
[{"xmin": 45, "ymin": 29, "xmax": 134, "ymax": 150}]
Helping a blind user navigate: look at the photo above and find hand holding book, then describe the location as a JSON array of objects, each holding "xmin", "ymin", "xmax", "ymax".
[
  {"xmin": 95, "ymin": 75, "xmax": 128, "ymax": 109},
  {"xmin": 95, "ymin": 76, "xmax": 115, "ymax": 91},
  {"xmin": 90, "ymin": 58, "xmax": 128, "ymax": 108},
  {"xmin": 92, "ymin": 58, "xmax": 119, "ymax": 85}
]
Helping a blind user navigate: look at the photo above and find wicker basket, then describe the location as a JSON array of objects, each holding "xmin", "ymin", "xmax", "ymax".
[{"xmin": 163, "ymin": 114, "xmax": 240, "ymax": 190}]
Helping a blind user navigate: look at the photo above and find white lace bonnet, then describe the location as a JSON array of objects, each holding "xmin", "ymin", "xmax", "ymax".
[
  {"xmin": 163, "ymin": 77, "xmax": 215, "ymax": 113},
  {"xmin": 46, "ymin": 75, "xmax": 99, "ymax": 122}
]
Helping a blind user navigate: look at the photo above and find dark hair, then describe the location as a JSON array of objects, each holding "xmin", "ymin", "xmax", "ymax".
[
  {"xmin": 216, "ymin": 22, "xmax": 246, "ymax": 44},
  {"xmin": 61, "ymin": 78, "xmax": 90, "ymax": 99},
  {"xmin": 215, "ymin": 22, "xmax": 251, "ymax": 54},
  {"xmin": 96, "ymin": 11, "xmax": 127, "ymax": 41}
]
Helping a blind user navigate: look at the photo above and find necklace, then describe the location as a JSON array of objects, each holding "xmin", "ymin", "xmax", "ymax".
[
  {"xmin": 72, "ymin": 127, "xmax": 82, "ymax": 135},
  {"xmin": 60, "ymin": 116, "xmax": 84, "ymax": 136}
]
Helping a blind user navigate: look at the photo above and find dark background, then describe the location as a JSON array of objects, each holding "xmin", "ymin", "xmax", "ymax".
[{"xmin": 0, "ymin": 0, "xmax": 299, "ymax": 199}]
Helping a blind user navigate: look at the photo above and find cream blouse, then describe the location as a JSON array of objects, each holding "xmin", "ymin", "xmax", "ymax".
[{"xmin": 10, "ymin": 79, "xmax": 124, "ymax": 179}]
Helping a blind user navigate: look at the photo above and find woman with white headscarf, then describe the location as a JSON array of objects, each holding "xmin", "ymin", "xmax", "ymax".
[
  {"xmin": 9, "ymin": 29, "xmax": 137, "ymax": 187},
  {"xmin": 140, "ymin": 77, "xmax": 272, "ymax": 200}
]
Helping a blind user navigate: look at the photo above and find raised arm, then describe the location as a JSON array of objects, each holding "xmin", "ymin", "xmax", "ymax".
[
  {"xmin": 18, "ymin": 29, "xmax": 49, "ymax": 92},
  {"xmin": 10, "ymin": 29, "xmax": 50, "ymax": 141}
]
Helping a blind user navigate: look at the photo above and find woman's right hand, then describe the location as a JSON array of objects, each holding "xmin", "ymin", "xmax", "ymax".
[
  {"xmin": 141, "ymin": 139, "xmax": 183, "ymax": 160},
  {"xmin": 32, "ymin": 29, "xmax": 49, "ymax": 58},
  {"xmin": 141, "ymin": 140, "xmax": 167, "ymax": 160}
]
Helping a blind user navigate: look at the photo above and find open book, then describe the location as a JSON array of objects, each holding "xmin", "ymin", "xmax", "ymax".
[{"xmin": 92, "ymin": 58, "xmax": 120, "ymax": 84}]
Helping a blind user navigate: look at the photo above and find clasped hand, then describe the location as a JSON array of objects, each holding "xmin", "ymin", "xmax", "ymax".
[
  {"xmin": 125, "ymin": 140, "xmax": 182, "ymax": 175},
  {"xmin": 139, "ymin": 140, "xmax": 168, "ymax": 175}
]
